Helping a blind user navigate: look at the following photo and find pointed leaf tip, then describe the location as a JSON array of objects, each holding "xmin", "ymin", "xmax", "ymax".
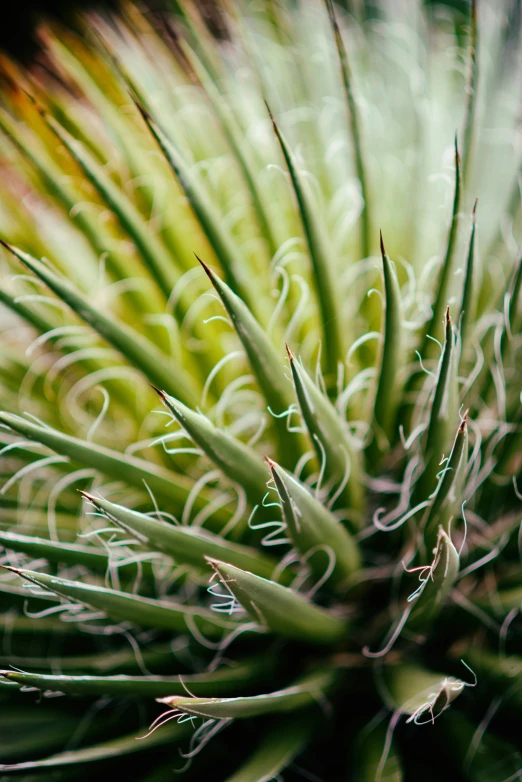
[
  {"xmin": 149, "ymin": 383, "xmax": 166, "ymax": 399},
  {"xmin": 78, "ymin": 489, "xmax": 96, "ymax": 501},
  {"xmin": 379, "ymin": 230, "xmax": 385, "ymax": 256},
  {"xmin": 196, "ymin": 253, "xmax": 216, "ymax": 280},
  {"xmin": 208, "ymin": 559, "xmax": 347, "ymax": 643},
  {"xmin": 0, "ymin": 565, "xmax": 21, "ymax": 575}
]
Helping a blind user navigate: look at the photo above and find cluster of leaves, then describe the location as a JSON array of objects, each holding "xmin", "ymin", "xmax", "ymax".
[{"xmin": 0, "ymin": 0, "xmax": 521, "ymax": 779}]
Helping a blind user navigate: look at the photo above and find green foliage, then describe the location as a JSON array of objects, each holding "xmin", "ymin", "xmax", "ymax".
[{"xmin": 0, "ymin": 0, "xmax": 521, "ymax": 778}]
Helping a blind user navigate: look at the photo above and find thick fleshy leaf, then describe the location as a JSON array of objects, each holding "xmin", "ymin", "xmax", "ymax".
[
  {"xmin": 458, "ymin": 201, "xmax": 477, "ymax": 354},
  {"xmin": 287, "ymin": 347, "xmax": 363, "ymax": 520},
  {"xmin": 81, "ymin": 492, "xmax": 279, "ymax": 580},
  {"xmin": 372, "ymin": 233, "xmax": 404, "ymax": 448},
  {"xmin": 5, "ymin": 566, "xmax": 236, "ymax": 636},
  {"xmin": 384, "ymin": 664, "xmax": 466, "ymax": 720},
  {"xmin": 207, "ymin": 558, "xmax": 348, "ymax": 644},
  {"xmin": 158, "ymin": 668, "xmax": 335, "ymax": 718},
  {"xmin": 199, "ymin": 260, "xmax": 298, "ymax": 467},
  {"xmin": 364, "ymin": 527, "xmax": 459, "ymax": 655},
  {"xmin": 406, "ymin": 527, "xmax": 460, "ymax": 633},
  {"xmin": 415, "ymin": 308, "xmax": 458, "ymax": 503},
  {"xmin": 156, "ymin": 391, "xmax": 269, "ymax": 503},
  {"xmin": 0, "ymin": 242, "xmax": 197, "ymax": 404},
  {"xmin": 422, "ymin": 416, "xmax": 468, "ymax": 550},
  {"xmin": 224, "ymin": 713, "xmax": 315, "ymax": 782},
  {"xmin": 0, "ymin": 657, "xmax": 267, "ymax": 697},
  {"xmin": 267, "ymin": 458, "xmax": 360, "ymax": 585}
]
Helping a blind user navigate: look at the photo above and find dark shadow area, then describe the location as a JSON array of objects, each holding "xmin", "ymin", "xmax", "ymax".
[{"xmin": 0, "ymin": 1, "xmax": 124, "ymax": 61}]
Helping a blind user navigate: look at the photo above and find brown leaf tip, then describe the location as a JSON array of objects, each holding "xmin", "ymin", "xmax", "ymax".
[
  {"xmin": 454, "ymin": 133, "xmax": 461, "ymax": 165},
  {"xmin": 0, "ymin": 565, "xmax": 22, "ymax": 575},
  {"xmin": 78, "ymin": 490, "xmax": 97, "ymax": 502},
  {"xmin": 149, "ymin": 384, "xmax": 167, "ymax": 400},
  {"xmin": 379, "ymin": 230, "xmax": 386, "ymax": 257},
  {"xmin": 195, "ymin": 253, "xmax": 215, "ymax": 280}
]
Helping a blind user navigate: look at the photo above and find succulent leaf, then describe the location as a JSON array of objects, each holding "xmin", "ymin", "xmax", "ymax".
[
  {"xmin": 0, "ymin": 0, "xmax": 519, "ymax": 776},
  {"xmin": 207, "ymin": 558, "xmax": 348, "ymax": 644}
]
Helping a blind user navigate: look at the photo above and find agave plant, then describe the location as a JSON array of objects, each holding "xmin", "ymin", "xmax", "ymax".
[{"xmin": 0, "ymin": 0, "xmax": 521, "ymax": 778}]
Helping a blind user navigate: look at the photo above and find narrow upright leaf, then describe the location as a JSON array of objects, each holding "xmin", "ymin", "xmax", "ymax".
[
  {"xmin": 325, "ymin": 0, "xmax": 370, "ymax": 260},
  {"xmin": 461, "ymin": 0, "xmax": 479, "ymax": 188},
  {"xmin": 267, "ymin": 458, "xmax": 360, "ymax": 585},
  {"xmin": 422, "ymin": 139, "xmax": 461, "ymax": 352},
  {"xmin": 43, "ymin": 112, "xmax": 179, "ymax": 298},
  {"xmin": 422, "ymin": 416, "xmax": 468, "ymax": 550},
  {"xmin": 406, "ymin": 526, "xmax": 460, "ymax": 634},
  {"xmin": 268, "ymin": 108, "xmax": 343, "ymax": 384},
  {"xmin": 415, "ymin": 308, "xmax": 458, "ymax": 503},
  {"xmin": 199, "ymin": 260, "xmax": 299, "ymax": 467},
  {"xmin": 364, "ymin": 527, "xmax": 459, "ymax": 655},
  {"xmin": 287, "ymin": 347, "xmax": 363, "ymax": 520},
  {"xmin": 372, "ymin": 233, "xmax": 403, "ymax": 447},
  {"xmin": 181, "ymin": 42, "xmax": 279, "ymax": 262},
  {"xmin": 133, "ymin": 101, "xmax": 258, "ymax": 315},
  {"xmin": 458, "ymin": 200, "xmax": 478, "ymax": 355},
  {"xmin": 156, "ymin": 390, "xmax": 268, "ymax": 503}
]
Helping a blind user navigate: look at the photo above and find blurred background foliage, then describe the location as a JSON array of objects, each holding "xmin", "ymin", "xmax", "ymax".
[{"xmin": 1, "ymin": 0, "xmax": 479, "ymax": 61}]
